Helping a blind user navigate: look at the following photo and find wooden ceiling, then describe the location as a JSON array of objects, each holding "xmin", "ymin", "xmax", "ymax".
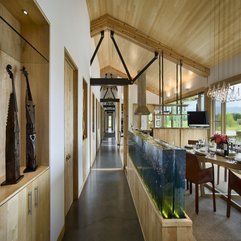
[{"xmin": 87, "ymin": 0, "xmax": 241, "ymax": 97}]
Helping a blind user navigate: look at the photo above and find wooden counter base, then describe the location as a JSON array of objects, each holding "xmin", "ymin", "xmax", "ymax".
[
  {"xmin": 0, "ymin": 166, "xmax": 49, "ymax": 206},
  {"xmin": 126, "ymin": 155, "xmax": 195, "ymax": 241}
]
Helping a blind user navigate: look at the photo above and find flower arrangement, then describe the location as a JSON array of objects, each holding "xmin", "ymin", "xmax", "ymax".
[{"xmin": 210, "ymin": 133, "xmax": 228, "ymax": 144}]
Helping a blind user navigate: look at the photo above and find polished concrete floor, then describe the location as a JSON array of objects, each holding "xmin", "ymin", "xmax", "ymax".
[
  {"xmin": 63, "ymin": 133, "xmax": 144, "ymax": 241},
  {"xmin": 92, "ymin": 133, "xmax": 122, "ymax": 169}
]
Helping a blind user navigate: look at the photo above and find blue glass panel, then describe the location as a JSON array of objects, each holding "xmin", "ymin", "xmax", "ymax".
[{"xmin": 129, "ymin": 131, "xmax": 186, "ymax": 219}]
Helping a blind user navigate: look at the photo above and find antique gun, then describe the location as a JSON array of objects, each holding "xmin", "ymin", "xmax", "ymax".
[
  {"xmin": 1, "ymin": 65, "xmax": 23, "ymax": 185},
  {"xmin": 21, "ymin": 66, "xmax": 37, "ymax": 172}
]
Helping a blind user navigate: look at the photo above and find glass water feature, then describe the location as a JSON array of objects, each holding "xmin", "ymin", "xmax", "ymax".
[{"xmin": 129, "ymin": 131, "xmax": 186, "ymax": 219}]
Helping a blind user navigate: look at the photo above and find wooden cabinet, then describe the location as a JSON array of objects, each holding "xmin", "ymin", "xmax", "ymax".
[{"xmin": 0, "ymin": 167, "xmax": 50, "ymax": 241}]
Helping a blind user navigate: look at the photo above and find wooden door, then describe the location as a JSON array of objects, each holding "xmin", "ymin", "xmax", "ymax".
[{"xmin": 64, "ymin": 59, "xmax": 74, "ymax": 215}]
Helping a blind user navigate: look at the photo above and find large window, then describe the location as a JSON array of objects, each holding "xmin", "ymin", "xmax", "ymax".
[
  {"xmin": 164, "ymin": 93, "xmax": 204, "ymax": 128},
  {"xmin": 226, "ymin": 83, "xmax": 241, "ymax": 140}
]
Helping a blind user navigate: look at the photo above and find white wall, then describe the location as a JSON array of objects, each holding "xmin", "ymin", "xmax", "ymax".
[{"xmin": 35, "ymin": 1, "xmax": 99, "ymax": 240}]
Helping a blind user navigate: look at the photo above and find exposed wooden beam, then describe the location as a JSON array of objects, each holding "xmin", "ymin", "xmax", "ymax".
[
  {"xmin": 90, "ymin": 77, "xmax": 132, "ymax": 86},
  {"xmin": 91, "ymin": 14, "xmax": 210, "ymax": 77}
]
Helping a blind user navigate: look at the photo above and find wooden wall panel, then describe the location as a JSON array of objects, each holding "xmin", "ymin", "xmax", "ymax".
[{"xmin": 153, "ymin": 128, "xmax": 208, "ymax": 148}]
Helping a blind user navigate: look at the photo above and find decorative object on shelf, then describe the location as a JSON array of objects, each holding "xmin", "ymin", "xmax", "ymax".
[
  {"xmin": 21, "ymin": 67, "xmax": 37, "ymax": 172},
  {"xmin": 1, "ymin": 65, "xmax": 24, "ymax": 186}
]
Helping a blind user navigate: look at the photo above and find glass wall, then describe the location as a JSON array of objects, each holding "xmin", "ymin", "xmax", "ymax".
[{"xmin": 226, "ymin": 83, "xmax": 241, "ymax": 141}]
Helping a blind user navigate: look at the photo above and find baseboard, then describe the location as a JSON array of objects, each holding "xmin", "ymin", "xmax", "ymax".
[
  {"xmin": 78, "ymin": 168, "xmax": 90, "ymax": 198},
  {"xmin": 57, "ymin": 224, "xmax": 65, "ymax": 241}
]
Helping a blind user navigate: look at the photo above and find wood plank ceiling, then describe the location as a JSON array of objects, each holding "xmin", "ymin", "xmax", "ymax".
[{"xmin": 87, "ymin": 0, "xmax": 241, "ymax": 98}]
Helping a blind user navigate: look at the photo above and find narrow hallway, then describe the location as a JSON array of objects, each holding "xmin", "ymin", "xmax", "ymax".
[{"xmin": 63, "ymin": 134, "xmax": 144, "ymax": 241}]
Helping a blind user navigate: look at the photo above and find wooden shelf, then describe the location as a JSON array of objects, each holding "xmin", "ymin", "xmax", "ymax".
[
  {"xmin": 0, "ymin": 2, "xmax": 49, "ymax": 178},
  {"xmin": 0, "ymin": 166, "xmax": 49, "ymax": 206}
]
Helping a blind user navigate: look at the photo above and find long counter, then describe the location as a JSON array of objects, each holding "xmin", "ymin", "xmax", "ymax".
[{"xmin": 127, "ymin": 131, "xmax": 194, "ymax": 241}]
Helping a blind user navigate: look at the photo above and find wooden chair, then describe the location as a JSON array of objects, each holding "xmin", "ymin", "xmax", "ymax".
[
  {"xmin": 227, "ymin": 170, "xmax": 241, "ymax": 217},
  {"xmin": 186, "ymin": 140, "xmax": 199, "ymax": 191},
  {"xmin": 186, "ymin": 152, "xmax": 216, "ymax": 214}
]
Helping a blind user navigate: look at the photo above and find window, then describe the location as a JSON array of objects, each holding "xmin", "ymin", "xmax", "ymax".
[{"xmin": 226, "ymin": 83, "xmax": 241, "ymax": 141}]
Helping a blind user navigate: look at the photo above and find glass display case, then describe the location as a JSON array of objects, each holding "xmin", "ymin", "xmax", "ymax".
[{"xmin": 129, "ymin": 131, "xmax": 186, "ymax": 218}]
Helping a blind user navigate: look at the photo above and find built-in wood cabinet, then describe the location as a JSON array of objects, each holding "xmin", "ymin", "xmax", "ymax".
[{"xmin": 0, "ymin": 167, "xmax": 50, "ymax": 241}]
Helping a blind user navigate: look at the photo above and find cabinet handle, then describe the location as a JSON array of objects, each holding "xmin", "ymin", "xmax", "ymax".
[
  {"xmin": 34, "ymin": 187, "xmax": 39, "ymax": 207},
  {"xmin": 28, "ymin": 191, "xmax": 32, "ymax": 215}
]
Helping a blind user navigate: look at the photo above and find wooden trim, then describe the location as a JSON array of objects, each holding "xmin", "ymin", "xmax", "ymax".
[
  {"xmin": 57, "ymin": 224, "xmax": 65, "ymax": 241},
  {"xmin": 210, "ymin": 73, "xmax": 241, "ymax": 87},
  {"xmin": 165, "ymin": 87, "xmax": 207, "ymax": 104},
  {"xmin": 123, "ymin": 86, "xmax": 129, "ymax": 168},
  {"xmin": 91, "ymin": 14, "xmax": 209, "ymax": 77}
]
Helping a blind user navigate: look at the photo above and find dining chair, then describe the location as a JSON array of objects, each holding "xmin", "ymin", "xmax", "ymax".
[
  {"xmin": 226, "ymin": 170, "xmax": 241, "ymax": 217},
  {"xmin": 186, "ymin": 152, "xmax": 216, "ymax": 214}
]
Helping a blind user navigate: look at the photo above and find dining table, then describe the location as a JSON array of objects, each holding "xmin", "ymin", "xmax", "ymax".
[{"xmin": 185, "ymin": 146, "xmax": 241, "ymax": 212}]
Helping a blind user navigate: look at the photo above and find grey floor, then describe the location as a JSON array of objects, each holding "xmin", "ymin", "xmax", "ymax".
[
  {"xmin": 92, "ymin": 133, "xmax": 122, "ymax": 169},
  {"xmin": 63, "ymin": 133, "xmax": 144, "ymax": 241}
]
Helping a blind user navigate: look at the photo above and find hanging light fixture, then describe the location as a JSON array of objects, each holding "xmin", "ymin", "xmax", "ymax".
[{"xmin": 207, "ymin": 0, "xmax": 230, "ymax": 103}]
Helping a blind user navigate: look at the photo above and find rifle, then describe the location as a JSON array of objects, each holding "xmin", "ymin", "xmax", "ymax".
[
  {"xmin": 21, "ymin": 66, "xmax": 37, "ymax": 172},
  {"xmin": 1, "ymin": 65, "xmax": 23, "ymax": 185}
]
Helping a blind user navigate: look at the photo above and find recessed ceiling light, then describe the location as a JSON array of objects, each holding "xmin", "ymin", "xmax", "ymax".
[{"xmin": 22, "ymin": 9, "xmax": 28, "ymax": 15}]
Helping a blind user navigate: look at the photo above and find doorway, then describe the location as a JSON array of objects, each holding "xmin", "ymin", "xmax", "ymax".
[{"xmin": 64, "ymin": 51, "xmax": 78, "ymax": 216}]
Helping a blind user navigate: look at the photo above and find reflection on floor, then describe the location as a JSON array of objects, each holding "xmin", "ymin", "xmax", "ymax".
[
  {"xmin": 63, "ymin": 134, "xmax": 144, "ymax": 241},
  {"xmin": 92, "ymin": 133, "xmax": 122, "ymax": 169},
  {"xmin": 185, "ymin": 166, "xmax": 241, "ymax": 241}
]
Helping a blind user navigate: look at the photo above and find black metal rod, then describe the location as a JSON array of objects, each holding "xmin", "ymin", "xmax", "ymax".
[
  {"xmin": 161, "ymin": 51, "xmax": 164, "ymax": 115},
  {"xmin": 180, "ymin": 60, "xmax": 183, "ymax": 128},
  {"xmin": 110, "ymin": 88, "xmax": 116, "ymax": 99},
  {"xmin": 176, "ymin": 62, "xmax": 179, "ymax": 114},
  {"xmin": 159, "ymin": 54, "xmax": 161, "ymax": 106},
  {"xmin": 90, "ymin": 31, "xmax": 104, "ymax": 66},
  {"xmin": 110, "ymin": 31, "xmax": 132, "ymax": 81},
  {"xmin": 132, "ymin": 52, "xmax": 158, "ymax": 83},
  {"xmin": 103, "ymin": 88, "xmax": 109, "ymax": 99}
]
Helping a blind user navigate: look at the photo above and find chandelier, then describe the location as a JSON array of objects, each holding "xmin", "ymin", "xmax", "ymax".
[
  {"xmin": 207, "ymin": 0, "xmax": 241, "ymax": 103},
  {"xmin": 227, "ymin": 85, "xmax": 241, "ymax": 102},
  {"xmin": 207, "ymin": 82, "xmax": 230, "ymax": 103}
]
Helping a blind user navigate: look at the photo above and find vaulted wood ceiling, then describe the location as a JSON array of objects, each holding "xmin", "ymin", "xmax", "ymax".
[{"xmin": 87, "ymin": 0, "xmax": 241, "ymax": 98}]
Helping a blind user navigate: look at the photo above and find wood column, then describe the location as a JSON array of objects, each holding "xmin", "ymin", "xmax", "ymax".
[
  {"xmin": 123, "ymin": 86, "xmax": 129, "ymax": 168},
  {"xmin": 117, "ymin": 102, "xmax": 120, "ymax": 145}
]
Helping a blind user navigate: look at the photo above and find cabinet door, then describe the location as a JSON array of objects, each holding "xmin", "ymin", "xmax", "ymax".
[
  {"xmin": 0, "ymin": 187, "xmax": 30, "ymax": 241},
  {"xmin": 32, "ymin": 170, "xmax": 50, "ymax": 241}
]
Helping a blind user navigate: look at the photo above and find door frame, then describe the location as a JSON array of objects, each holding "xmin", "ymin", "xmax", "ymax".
[{"xmin": 64, "ymin": 49, "xmax": 79, "ymax": 204}]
